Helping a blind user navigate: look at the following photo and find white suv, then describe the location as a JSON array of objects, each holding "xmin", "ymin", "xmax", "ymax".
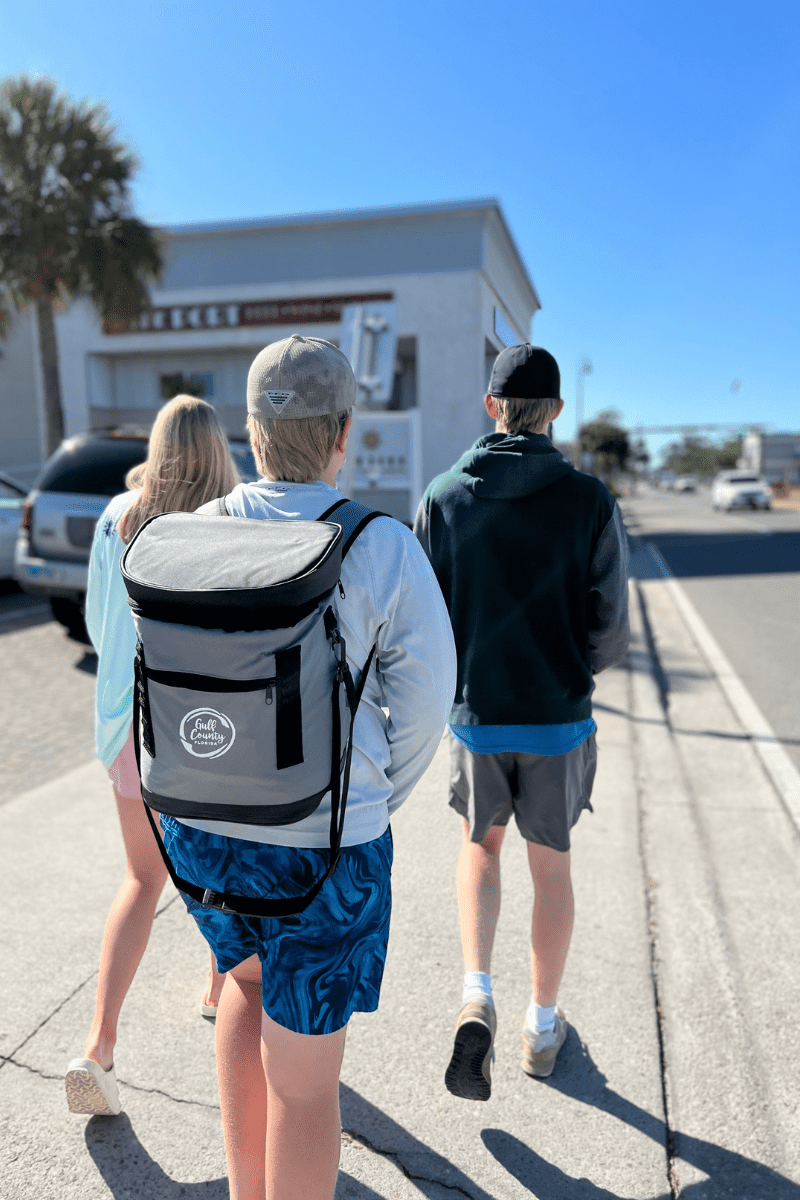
[{"xmin": 711, "ymin": 471, "xmax": 772, "ymax": 511}]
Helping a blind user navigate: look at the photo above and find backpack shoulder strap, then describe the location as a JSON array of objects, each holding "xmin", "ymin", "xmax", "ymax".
[{"xmin": 318, "ymin": 498, "xmax": 389, "ymax": 559}]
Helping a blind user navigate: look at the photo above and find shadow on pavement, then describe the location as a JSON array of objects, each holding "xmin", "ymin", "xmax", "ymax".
[
  {"xmin": 75, "ymin": 649, "xmax": 98, "ymax": 675},
  {"xmin": 340, "ymin": 1082, "xmax": 495, "ymax": 1199},
  {"xmin": 482, "ymin": 1129, "xmax": 666, "ymax": 1200},
  {"xmin": 84, "ymin": 1112, "xmax": 228, "ymax": 1197},
  {"xmin": 481, "ymin": 1035, "xmax": 800, "ymax": 1199},
  {"xmin": 592, "ymin": 701, "xmax": 800, "ymax": 748},
  {"xmin": 630, "ymin": 530, "xmax": 800, "ymax": 580},
  {"xmin": 336, "ymin": 1173, "xmax": 387, "ymax": 1198}
]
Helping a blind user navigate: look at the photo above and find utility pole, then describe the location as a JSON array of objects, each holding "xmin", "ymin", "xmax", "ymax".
[{"xmin": 574, "ymin": 356, "xmax": 593, "ymax": 467}]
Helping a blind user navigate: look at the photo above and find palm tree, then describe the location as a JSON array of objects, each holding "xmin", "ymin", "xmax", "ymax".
[{"xmin": 0, "ymin": 76, "xmax": 162, "ymax": 453}]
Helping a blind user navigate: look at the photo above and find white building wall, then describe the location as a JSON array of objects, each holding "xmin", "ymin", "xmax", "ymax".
[
  {"xmin": 0, "ymin": 308, "xmax": 45, "ymax": 480},
  {"xmin": 8, "ymin": 202, "xmax": 540, "ymax": 499}
]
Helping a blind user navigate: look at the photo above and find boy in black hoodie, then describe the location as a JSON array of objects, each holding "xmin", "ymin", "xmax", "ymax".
[{"xmin": 414, "ymin": 344, "xmax": 629, "ymax": 1100}]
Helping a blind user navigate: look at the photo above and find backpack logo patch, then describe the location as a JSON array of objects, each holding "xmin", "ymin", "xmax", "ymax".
[
  {"xmin": 266, "ymin": 390, "xmax": 296, "ymax": 412},
  {"xmin": 180, "ymin": 708, "xmax": 236, "ymax": 759}
]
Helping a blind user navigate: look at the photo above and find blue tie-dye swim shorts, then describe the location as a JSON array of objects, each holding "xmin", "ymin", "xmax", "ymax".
[{"xmin": 160, "ymin": 815, "xmax": 393, "ymax": 1036}]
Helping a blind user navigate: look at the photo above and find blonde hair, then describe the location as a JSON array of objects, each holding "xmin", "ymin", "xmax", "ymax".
[
  {"xmin": 247, "ymin": 409, "xmax": 350, "ymax": 483},
  {"xmin": 119, "ymin": 395, "xmax": 239, "ymax": 544},
  {"xmin": 491, "ymin": 395, "xmax": 561, "ymax": 435}
]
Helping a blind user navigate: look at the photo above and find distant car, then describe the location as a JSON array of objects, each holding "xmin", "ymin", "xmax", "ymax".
[
  {"xmin": 0, "ymin": 471, "xmax": 27, "ymax": 580},
  {"xmin": 711, "ymin": 470, "xmax": 772, "ymax": 511},
  {"xmin": 658, "ymin": 471, "xmax": 677, "ymax": 490},
  {"xmin": 673, "ymin": 475, "xmax": 697, "ymax": 492},
  {"xmin": 14, "ymin": 431, "xmax": 257, "ymax": 634}
]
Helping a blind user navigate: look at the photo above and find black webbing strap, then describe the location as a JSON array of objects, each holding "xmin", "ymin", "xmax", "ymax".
[
  {"xmin": 317, "ymin": 498, "xmax": 389, "ymax": 558},
  {"xmin": 275, "ymin": 645, "xmax": 303, "ymax": 769},
  {"xmin": 134, "ymin": 643, "xmax": 155, "ymax": 758}
]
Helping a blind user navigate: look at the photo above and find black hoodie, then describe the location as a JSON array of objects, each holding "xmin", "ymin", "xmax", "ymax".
[{"xmin": 414, "ymin": 432, "xmax": 629, "ymax": 726}]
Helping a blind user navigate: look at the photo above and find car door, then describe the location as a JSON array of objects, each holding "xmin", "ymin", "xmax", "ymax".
[{"xmin": 0, "ymin": 480, "xmax": 25, "ymax": 578}]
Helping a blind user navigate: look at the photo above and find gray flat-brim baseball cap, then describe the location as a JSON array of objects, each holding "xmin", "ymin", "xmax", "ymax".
[{"xmin": 247, "ymin": 335, "xmax": 356, "ymax": 420}]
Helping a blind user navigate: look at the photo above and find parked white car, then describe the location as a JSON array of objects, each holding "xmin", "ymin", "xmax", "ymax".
[
  {"xmin": 711, "ymin": 471, "xmax": 772, "ymax": 511},
  {"xmin": 0, "ymin": 472, "xmax": 27, "ymax": 580},
  {"xmin": 673, "ymin": 475, "xmax": 697, "ymax": 492}
]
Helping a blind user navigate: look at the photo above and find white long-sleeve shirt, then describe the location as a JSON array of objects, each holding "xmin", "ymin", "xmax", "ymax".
[{"xmin": 177, "ymin": 479, "xmax": 457, "ymax": 848}]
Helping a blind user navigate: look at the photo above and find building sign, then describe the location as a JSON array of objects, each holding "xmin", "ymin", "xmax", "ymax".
[{"xmin": 104, "ymin": 292, "xmax": 393, "ymax": 335}]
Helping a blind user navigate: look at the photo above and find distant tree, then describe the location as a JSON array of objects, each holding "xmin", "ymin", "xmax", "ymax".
[
  {"xmin": 579, "ymin": 408, "xmax": 630, "ymax": 480},
  {"xmin": 717, "ymin": 437, "xmax": 742, "ymax": 468},
  {"xmin": 0, "ymin": 76, "xmax": 162, "ymax": 453},
  {"xmin": 662, "ymin": 435, "xmax": 742, "ymax": 477}
]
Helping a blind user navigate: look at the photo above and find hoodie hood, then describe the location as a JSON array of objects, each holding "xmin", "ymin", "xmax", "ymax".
[{"xmin": 451, "ymin": 432, "xmax": 574, "ymax": 500}]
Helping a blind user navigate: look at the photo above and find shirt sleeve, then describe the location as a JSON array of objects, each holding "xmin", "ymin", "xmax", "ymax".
[
  {"xmin": 587, "ymin": 502, "xmax": 630, "ymax": 673},
  {"xmin": 85, "ymin": 500, "xmax": 115, "ymax": 654},
  {"xmin": 372, "ymin": 527, "xmax": 457, "ymax": 816}
]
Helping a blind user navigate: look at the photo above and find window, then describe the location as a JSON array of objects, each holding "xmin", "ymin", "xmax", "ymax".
[{"xmin": 159, "ymin": 372, "xmax": 215, "ymax": 400}]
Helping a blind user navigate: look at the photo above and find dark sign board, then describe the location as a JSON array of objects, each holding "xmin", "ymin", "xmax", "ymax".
[{"xmin": 104, "ymin": 293, "xmax": 394, "ymax": 335}]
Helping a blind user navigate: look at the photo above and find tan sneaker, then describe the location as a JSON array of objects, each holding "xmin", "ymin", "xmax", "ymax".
[
  {"xmin": 445, "ymin": 998, "xmax": 496, "ymax": 1101},
  {"xmin": 521, "ymin": 1006, "xmax": 568, "ymax": 1078}
]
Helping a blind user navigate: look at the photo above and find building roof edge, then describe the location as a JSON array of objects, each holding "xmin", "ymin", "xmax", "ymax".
[{"xmin": 159, "ymin": 197, "xmax": 503, "ymax": 238}]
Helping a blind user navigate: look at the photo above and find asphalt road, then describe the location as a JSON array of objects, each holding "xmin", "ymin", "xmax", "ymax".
[{"xmin": 623, "ymin": 484, "xmax": 800, "ymax": 773}]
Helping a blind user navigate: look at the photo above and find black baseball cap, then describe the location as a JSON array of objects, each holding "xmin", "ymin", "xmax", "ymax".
[{"xmin": 488, "ymin": 344, "xmax": 561, "ymax": 400}]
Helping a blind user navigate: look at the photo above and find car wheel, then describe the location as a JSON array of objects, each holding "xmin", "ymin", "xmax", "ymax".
[{"xmin": 49, "ymin": 597, "xmax": 89, "ymax": 640}]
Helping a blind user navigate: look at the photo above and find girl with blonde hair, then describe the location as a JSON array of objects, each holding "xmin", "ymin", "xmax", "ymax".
[{"xmin": 65, "ymin": 395, "xmax": 240, "ymax": 1117}]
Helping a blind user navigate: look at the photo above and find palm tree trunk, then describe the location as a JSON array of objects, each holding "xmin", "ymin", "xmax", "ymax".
[{"xmin": 35, "ymin": 295, "xmax": 64, "ymax": 455}]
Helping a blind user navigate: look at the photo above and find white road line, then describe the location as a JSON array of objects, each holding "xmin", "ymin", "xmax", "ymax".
[{"xmin": 645, "ymin": 542, "xmax": 800, "ymax": 835}]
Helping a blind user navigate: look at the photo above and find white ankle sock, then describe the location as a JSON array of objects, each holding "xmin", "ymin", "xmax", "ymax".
[
  {"xmin": 526, "ymin": 999, "xmax": 556, "ymax": 1033},
  {"xmin": 462, "ymin": 971, "xmax": 493, "ymax": 1004}
]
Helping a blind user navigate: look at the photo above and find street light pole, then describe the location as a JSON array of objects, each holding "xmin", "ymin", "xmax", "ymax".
[{"xmin": 574, "ymin": 356, "xmax": 593, "ymax": 468}]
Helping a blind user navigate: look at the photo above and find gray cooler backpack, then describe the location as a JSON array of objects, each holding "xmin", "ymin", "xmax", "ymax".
[{"xmin": 120, "ymin": 497, "xmax": 386, "ymax": 919}]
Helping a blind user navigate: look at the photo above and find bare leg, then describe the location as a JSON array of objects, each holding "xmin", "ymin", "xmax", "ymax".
[
  {"xmin": 262, "ymin": 1014, "xmax": 347, "ymax": 1200},
  {"xmin": 527, "ymin": 842, "xmax": 574, "ymax": 1006},
  {"xmin": 84, "ymin": 788, "xmax": 168, "ymax": 1072},
  {"xmin": 216, "ymin": 955, "xmax": 267, "ymax": 1200},
  {"xmin": 456, "ymin": 820, "xmax": 506, "ymax": 973},
  {"xmin": 203, "ymin": 949, "xmax": 226, "ymax": 1009}
]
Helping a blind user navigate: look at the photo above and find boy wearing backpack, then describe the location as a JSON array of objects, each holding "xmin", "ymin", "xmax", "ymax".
[{"xmin": 151, "ymin": 337, "xmax": 456, "ymax": 1200}]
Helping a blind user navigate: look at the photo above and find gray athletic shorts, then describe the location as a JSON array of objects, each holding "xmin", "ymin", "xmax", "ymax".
[{"xmin": 448, "ymin": 732, "xmax": 597, "ymax": 852}]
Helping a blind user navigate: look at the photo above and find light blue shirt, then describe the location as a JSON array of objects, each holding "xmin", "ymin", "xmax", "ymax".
[
  {"xmin": 85, "ymin": 492, "xmax": 139, "ymax": 769},
  {"xmin": 449, "ymin": 720, "xmax": 596, "ymax": 756}
]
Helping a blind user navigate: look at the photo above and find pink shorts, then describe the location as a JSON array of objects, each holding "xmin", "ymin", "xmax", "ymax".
[{"xmin": 108, "ymin": 725, "xmax": 142, "ymax": 800}]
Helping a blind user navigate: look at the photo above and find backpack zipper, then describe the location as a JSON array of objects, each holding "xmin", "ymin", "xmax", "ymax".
[{"xmin": 264, "ymin": 678, "xmax": 276, "ymax": 704}]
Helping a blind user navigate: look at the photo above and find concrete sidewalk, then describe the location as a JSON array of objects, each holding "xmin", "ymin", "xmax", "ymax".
[{"xmin": 2, "ymin": 563, "xmax": 799, "ymax": 1198}]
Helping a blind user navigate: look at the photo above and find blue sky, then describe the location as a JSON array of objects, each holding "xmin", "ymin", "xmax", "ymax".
[{"xmin": 2, "ymin": 0, "xmax": 798, "ymax": 463}]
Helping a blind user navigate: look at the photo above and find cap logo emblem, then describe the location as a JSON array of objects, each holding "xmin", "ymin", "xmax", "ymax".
[{"xmin": 265, "ymin": 390, "xmax": 296, "ymax": 412}]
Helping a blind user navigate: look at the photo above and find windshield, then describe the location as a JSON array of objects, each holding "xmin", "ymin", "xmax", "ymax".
[{"xmin": 36, "ymin": 438, "xmax": 147, "ymax": 496}]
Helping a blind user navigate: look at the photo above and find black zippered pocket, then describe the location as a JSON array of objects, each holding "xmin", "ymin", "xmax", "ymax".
[{"xmin": 144, "ymin": 666, "xmax": 277, "ymax": 704}]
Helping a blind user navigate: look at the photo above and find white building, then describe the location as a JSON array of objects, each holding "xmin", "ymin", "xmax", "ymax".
[
  {"xmin": 0, "ymin": 198, "xmax": 540, "ymax": 519},
  {"xmin": 740, "ymin": 431, "xmax": 800, "ymax": 485}
]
